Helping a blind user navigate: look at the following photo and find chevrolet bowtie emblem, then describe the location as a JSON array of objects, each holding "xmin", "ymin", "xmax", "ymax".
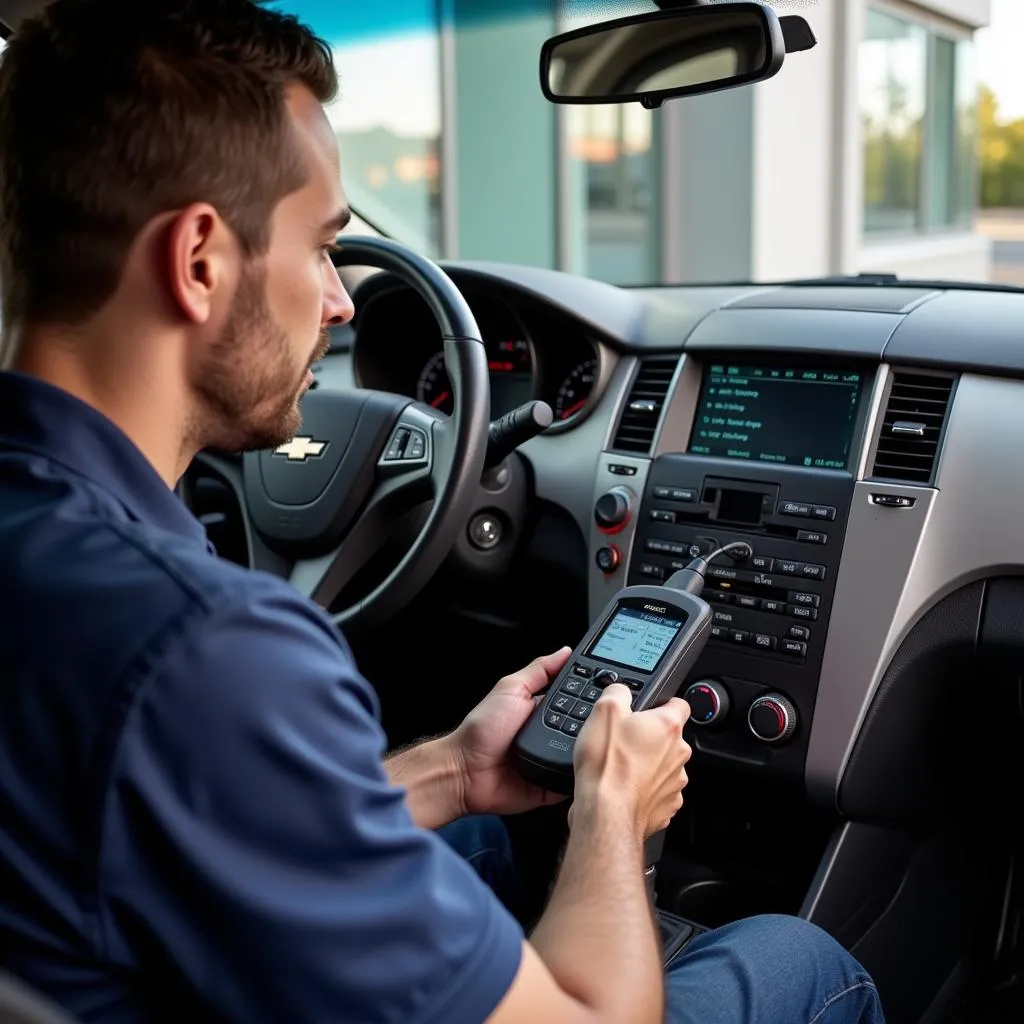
[{"xmin": 274, "ymin": 436, "xmax": 329, "ymax": 462}]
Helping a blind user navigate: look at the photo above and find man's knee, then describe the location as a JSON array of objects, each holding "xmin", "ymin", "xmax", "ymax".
[{"xmin": 666, "ymin": 915, "xmax": 884, "ymax": 1024}]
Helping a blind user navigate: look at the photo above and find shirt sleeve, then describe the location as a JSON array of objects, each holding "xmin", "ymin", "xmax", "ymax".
[{"xmin": 96, "ymin": 577, "xmax": 524, "ymax": 1024}]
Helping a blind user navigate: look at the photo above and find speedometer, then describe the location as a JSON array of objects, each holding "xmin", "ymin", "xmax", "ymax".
[
  {"xmin": 416, "ymin": 352, "xmax": 453, "ymax": 414},
  {"xmin": 554, "ymin": 358, "xmax": 597, "ymax": 421}
]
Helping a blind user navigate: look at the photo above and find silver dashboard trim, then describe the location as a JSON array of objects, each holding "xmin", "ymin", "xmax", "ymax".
[
  {"xmin": 654, "ymin": 355, "xmax": 702, "ymax": 456},
  {"xmin": 806, "ymin": 372, "xmax": 1024, "ymax": 807}
]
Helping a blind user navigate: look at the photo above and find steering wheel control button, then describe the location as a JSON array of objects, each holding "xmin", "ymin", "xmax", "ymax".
[
  {"xmin": 683, "ymin": 681, "xmax": 730, "ymax": 726},
  {"xmin": 402, "ymin": 428, "xmax": 427, "ymax": 461},
  {"xmin": 384, "ymin": 428, "xmax": 410, "ymax": 461},
  {"xmin": 468, "ymin": 513, "xmax": 502, "ymax": 550},
  {"xmin": 592, "ymin": 669, "xmax": 620, "ymax": 687},
  {"xmin": 749, "ymin": 694, "xmax": 798, "ymax": 744},
  {"xmin": 778, "ymin": 501, "xmax": 812, "ymax": 517},
  {"xmin": 596, "ymin": 545, "xmax": 622, "ymax": 574},
  {"xmin": 594, "ymin": 487, "xmax": 633, "ymax": 531}
]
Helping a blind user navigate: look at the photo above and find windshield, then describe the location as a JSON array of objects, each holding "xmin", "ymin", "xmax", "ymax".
[{"xmin": 281, "ymin": 0, "xmax": 1000, "ymax": 289}]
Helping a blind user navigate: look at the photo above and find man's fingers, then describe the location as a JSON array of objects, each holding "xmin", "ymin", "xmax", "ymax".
[
  {"xmin": 508, "ymin": 646, "xmax": 573, "ymax": 696},
  {"xmin": 596, "ymin": 682, "xmax": 633, "ymax": 712}
]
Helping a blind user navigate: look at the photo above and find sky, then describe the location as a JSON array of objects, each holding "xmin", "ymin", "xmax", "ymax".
[{"xmin": 976, "ymin": 0, "xmax": 1024, "ymax": 121}]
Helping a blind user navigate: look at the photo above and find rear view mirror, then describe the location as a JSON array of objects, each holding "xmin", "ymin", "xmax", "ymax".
[{"xmin": 541, "ymin": 1, "xmax": 786, "ymax": 109}]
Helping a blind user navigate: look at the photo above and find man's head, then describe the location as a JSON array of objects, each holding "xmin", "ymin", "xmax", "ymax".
[{"xmin": 0, "ymin": 0, "xmax": 355, "ymax": 454}]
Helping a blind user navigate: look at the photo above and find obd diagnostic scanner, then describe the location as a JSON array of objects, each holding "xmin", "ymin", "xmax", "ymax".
[{"xmin": 513, "ymin": 542, "xmax": 752, "ymax": 794}]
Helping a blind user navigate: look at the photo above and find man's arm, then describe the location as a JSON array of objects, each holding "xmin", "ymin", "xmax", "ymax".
[
  {"xmin": 487, "ymin": 685, "xmax": 691, "ymax": 1024},
  {"xmin": 384, "ymin": 736, "xmax": 465, "ymax": 830}
]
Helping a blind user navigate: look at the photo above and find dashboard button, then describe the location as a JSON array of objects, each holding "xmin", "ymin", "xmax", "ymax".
[
  {"xmin": 639, "ymin": 563, "xmax": 665, "ymax": 580},
  {"xmin": 608, "ymin": 463, "xmax": 638, "ymax": 477},
  {"xmin": 713, "ymin": 610, "xmax": 736, "ymax": 625},
  {"xmin": 781, "ymin": 640, "xmax": 807, "ymax": 657},
  {"xmin": 811, "ymin": 505, "xmax": 837, "ymax": 520},
  {"xmin": 654, "ymin": 486, "xmax": 672, "ymax": 498},
  {"xmin": 777, "ymin": 560, "xmax": 803, "ymax": 576},
  {"xmin": 650, "ymin": 509, "xmax": 676, "ymax": 523},
  {"xmin": 729, "ymin": 630, "xmax": 750, "ymax": 645},
  {"xmin": 762, "ymin": 599, "xmax": 786, "ymax": 614},
  {"xmin": 710, "ymin": 625, "xmax": 727, "ymax": 640},
  {"xmin": 789, "ymin": 592, "xmax": 820, "ymax": 607},
  {"xmin": 596, "ymin": 546, "xmax": 621, "ymax": 573},
  {"xmin": 800, "ymin": 563, "xmax": 827, "ymax": 581},
  {"xmin": 871, "ymin": 494, "xmax": 915, "ymax": 509},
  {"xmin": 787, "ymin": 625, "xmax": 811, "ymax": 641},
  {"xmin": 796, "ymin": 530, "xmax": 828, "ymax": 544},
  {"xmin": 708, "ymin": 591, "xmax": 733, "ymax": 606},
  {"xmin": 670, "ymin": 488, "xmax": 697, "ymax": 503},
  {"xmin": 708, "ymin": 566, "xmax": 739, "ymax": 580},
  {"xmin": 779, "ymin": 501, "xmax": 812, "ymax": 517},
  {"xmin": 750, "ymin": 555, "xmax": 775, "ymax": 571},
  {"xmin": 646, "ymin": 539, "xmax": 674, "ymax": 553},
  {"xmin": 752, "ymin": 633, "xmax": 778, "ymax": 651},
  {"xmin": 788, "ymin": 605, "xmax": 819, "ymax": 621},
  {"xmin": 751, "ymin": 573, "xmax": 777, "ymax": 588},
  {"xmin": 736, "ymin": 595, "xmax": 761, "ymax": 610}
]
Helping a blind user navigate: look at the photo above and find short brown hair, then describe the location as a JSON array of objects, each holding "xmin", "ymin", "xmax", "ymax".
[{"xmin": 0, "ymin": 0, "xmax": 338, "ymax": 328}]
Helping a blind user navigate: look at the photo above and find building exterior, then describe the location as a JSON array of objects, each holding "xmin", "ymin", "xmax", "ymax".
[{"xmin": 300, "ymin": 0, "xmax": 995, "ymax": 285}]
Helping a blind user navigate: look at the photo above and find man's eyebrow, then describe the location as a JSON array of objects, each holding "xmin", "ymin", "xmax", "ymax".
[{"xmin": 324, "ymin": 207, "xmax": 352, "ymax": 234}]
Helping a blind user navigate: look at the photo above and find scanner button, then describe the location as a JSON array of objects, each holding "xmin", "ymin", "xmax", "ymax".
[
  {"xmin": 550, "ymin": 694, "xmax": 577, "ymax": 715},
  {"xmin": 571, "ymin": 664, "xmax": 593, "ymax": 678},
  {"xmin": 593, "ymin": 669, "xmax": 620, "ymax": 687},
  {"xmin": 560, "ymin": 677, "xmax": 586, "ymax": 697},
  {"xmin": 561, "ymin": 718, "xmax": 583, "ymax": 737},
  {"xmin": 570, "ymin": 702, "xmax": 594, "ymax": 721},
  {"xmin": 582, "ymin": 685, "xmax": 603, "ymax": 703},
  {"xmin": 622, "ymin": 677, "xmax": 645, "ymax": 692},
  {"xmin": 544, "ymin": 711, "xmax": 565, "ymax": 730}
]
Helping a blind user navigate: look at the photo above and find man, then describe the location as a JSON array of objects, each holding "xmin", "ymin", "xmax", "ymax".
[{"xmin": 0, "ymin": 2, "xmax": 885, "ymax": 1022}]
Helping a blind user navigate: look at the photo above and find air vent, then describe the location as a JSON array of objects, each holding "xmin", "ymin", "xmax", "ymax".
[
  {"xmin": 870, "ymin": 371, "xmax": 955, "ymax": 484},
  {"xmin": 610, "ymin": 356, "xmax": 679, "ymax": 454}
]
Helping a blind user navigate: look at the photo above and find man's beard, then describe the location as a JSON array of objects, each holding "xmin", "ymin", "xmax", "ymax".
[{"xmin": 191, "ymin": 262, "xmax": 326, "ymax": 454}]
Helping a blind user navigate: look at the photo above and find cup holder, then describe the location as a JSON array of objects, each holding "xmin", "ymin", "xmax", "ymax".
[{"xmin": 672, "ymin": 878, "xmax": 766, "ymax": 930}]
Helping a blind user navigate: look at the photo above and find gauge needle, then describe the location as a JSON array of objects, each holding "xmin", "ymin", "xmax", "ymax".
[
  {"xmin": 431, "ymin": 391, "xmax": 450, "ymax": 410},
  {"xmin": 560, "ymin": 399, "xmax": 586, "ymax": 420}
]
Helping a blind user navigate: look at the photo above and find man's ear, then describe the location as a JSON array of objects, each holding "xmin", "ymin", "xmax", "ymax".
[{"xmin": 165, "ymin": 203, "xmax": 236, "ymax": 325}]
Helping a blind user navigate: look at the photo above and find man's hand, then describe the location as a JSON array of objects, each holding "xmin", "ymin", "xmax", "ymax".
[{"xmin": 449, "ymin": 647, "xmax": 573, "ymax": 818}]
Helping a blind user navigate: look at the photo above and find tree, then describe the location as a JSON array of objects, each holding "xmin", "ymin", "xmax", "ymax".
[{"xmin": 979, "ymin": 84, "xmax": 1024, "ymax": 208}]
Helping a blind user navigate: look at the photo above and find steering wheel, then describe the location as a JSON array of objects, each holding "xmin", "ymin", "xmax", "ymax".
[{"xmin": 187, "ymin": 236, "xmax": 490, "ymax": 631}]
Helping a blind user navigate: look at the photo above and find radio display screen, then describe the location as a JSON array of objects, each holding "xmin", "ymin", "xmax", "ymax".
[
  {"xmin": 588, "ymin": 606, "xmax": 686, "ymax": 673},
  {"xmin": 688, "ymin": 364, "xmax": 864, "ymax": 469}
]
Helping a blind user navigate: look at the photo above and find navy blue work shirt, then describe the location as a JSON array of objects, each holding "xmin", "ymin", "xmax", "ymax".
[{"xmin": 0, "ymin": 371, "xmax": 523, "ymax": 1023}]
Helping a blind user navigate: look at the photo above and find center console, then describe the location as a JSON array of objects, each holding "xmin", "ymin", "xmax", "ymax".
[{"xmin": 591, "ymin": 360, "xmax": 876, "ymax": 787}]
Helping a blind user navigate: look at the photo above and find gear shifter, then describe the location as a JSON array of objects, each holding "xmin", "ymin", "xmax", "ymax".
[{"xmin": 485, "ymin": 400, "xmax": 553, "ymax": 469}]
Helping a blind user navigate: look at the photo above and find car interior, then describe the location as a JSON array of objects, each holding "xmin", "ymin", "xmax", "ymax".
[{"xmin": 2, "ymin": 1, "xmax": 1023, "ymax": 1023}]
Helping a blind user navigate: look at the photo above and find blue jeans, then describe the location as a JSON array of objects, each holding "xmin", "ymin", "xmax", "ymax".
[{"xmin": 440, "ymin": 816, "xmax": 885, "ymax": 1024}]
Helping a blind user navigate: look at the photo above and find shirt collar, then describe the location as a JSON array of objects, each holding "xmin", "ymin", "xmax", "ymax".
[{"xmin": 0, "ymin": 371, "xmax": 209, "ymax": 548}]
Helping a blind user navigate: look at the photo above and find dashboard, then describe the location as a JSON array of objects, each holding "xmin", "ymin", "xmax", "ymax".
[
  {"xmin": 323, "ymin": 260, "xmax": 1024, "ymax": 819},
  {"xmin": 352, "ymin": 275, "xmax": 601, "ymax": 426}
]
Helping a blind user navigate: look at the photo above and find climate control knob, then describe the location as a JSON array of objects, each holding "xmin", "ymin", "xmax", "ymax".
[
  {"xmin": 748, "ymin": 694, "xmax": 798, "ymax": 744},
  {"xmin": 682, "ymin": 680, "xmax": 730, "ymax": 726},
  {"xmin": 594, "ymin": 487, "xmax": 633, "ymax": 532}
]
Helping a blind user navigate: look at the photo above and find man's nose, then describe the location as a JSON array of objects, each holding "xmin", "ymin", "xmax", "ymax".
[{"xmin": 323, "ymin": 264, "xmax": 355, "ymax": 327}]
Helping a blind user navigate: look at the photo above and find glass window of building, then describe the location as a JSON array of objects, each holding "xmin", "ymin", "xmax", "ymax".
[{"xmin": 862, "ymin": 8, "xmax": 977, "ymax": 235}]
